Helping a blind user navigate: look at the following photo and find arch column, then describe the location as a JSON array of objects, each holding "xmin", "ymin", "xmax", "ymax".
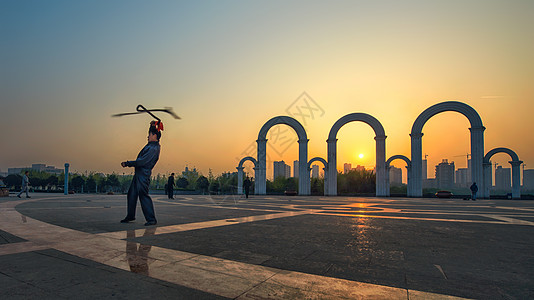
[
  {"xmin": 257, "ymin": 138, "xmax": 267, "ymax": 195},
  {"xmin": 483, "ymin": 162, "xmax": 492, "ymax": 199},
  {"xmin": 323, "ymin": 166, "xmax": 328, "ymax": 195},
  {"xmin": 470, "ymin": 126, "xmax": 485, "ymax": 197},
  {"xmin": 406, "ymin": 165, "xmax": 412, "ymax": 197},
  {"xmin": 298, "ymin": 139, "xmax": 310, "ymax": 195},
  {"xmin": 375, "ymin": 135, "xmax": 387, "ymax": 197},
  {"xmin": 326, "ymin": 138, "xmax": 337, "ymax": 196},
  {"xmin": 253, "ymin": 166, "xmax": 259, "ymax": 195},
  {"xmin": 236, "ymin": 166, "xmax": 244, "ymax": 194},
  {"xmin": 510, "ymin": 160, "xmax": 523, "ymax": 199},
  {"xmin": 410, "ymin": 132, "xmax": 423, "ymax": 197}
]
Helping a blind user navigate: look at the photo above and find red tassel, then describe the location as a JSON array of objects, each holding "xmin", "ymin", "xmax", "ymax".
[{"xmin": 149, "ymin": 120, "xmax": 164, "ymax": 132}]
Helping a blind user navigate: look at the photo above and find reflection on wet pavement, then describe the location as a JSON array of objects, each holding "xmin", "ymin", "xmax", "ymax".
[{"xmin": 126, "ymin": 228, "xmax": 155, "ymax": 275}]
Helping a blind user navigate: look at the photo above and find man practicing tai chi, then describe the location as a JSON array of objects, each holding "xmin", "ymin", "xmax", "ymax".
[
  {"xmin": 120, "ymin": 120, "xmax": 163, "ymax": 226},
  {"xmin": 167, "ymin": 173, "xmax": 175, "ymax": 199}
]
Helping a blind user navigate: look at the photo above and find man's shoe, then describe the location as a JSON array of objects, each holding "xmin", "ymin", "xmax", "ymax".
[
  {"xmin": 26, "ymin": 196, "xmax": 31, "ymax": 198},
  {"xmin": 120, "ymin": 218, "xmax": 135, "ymax": 223},
  {"xmin": 144, "ymin": 221, "xmax": 157, "ymax": 226},
  {"xmin": 17, "ymin": 195, "xmax": 21, "ymax": 198}
]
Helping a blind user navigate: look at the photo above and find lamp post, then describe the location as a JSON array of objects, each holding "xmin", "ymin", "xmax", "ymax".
[{"xmin": 64, "ymin": 163, "xmax": 69, "ymax": 195}]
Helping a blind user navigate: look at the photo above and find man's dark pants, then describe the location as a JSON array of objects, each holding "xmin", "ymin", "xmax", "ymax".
[{"xmin": 126, "ymin": 175, "xmax": 156, "ymax": 222}]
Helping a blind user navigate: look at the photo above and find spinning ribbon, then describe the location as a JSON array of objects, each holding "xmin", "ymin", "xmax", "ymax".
[{"xmin": 112, "ymin": 104, "xmax": 180, "ymax": 130}]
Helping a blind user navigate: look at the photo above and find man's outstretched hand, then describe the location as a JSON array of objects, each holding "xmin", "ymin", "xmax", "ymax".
[{"xmin": 121, "ymin": 162, "xmax": 127, "ymax": 167}]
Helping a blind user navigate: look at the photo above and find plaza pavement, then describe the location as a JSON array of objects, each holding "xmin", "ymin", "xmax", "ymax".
[{"xmin": 1, "ymin": 193, "xmax": 533, "ymax": 299}]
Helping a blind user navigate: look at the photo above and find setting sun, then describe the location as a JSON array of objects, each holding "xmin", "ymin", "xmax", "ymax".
[{"xmin": 358, "ymin": 153, "xmax": 364, "ymax": 159}]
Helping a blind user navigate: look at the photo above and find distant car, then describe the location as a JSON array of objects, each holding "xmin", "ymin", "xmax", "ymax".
[
  {"xmin": 435, "ymin": 190, "xmax": 453, "ymax": 198},
  {"xmin": 284, "ymin": 190, "xmax": 297, "ymax": 196}
]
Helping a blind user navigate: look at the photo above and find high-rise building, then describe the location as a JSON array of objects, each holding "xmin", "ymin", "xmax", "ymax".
[
  {"xmin": 422, "ymin": 159, "xmax": 428, "ymax": 180},
  {"xmin": 455, "ymin": 168, "xmax": 469, "ymax": 188},
  {"xmin": 435, "ymin": 159, "xmax": 455, "ymax": 190},
  {"xmin": 343, "ymin": 163, "xmax": 352, "ymax": 174},
  {"xmin": 425, "ymin": 178, "xmax": 437, "ymax": 189},
  {"xmin": 311, "ymin": 165, "xmax": 319, "ymax": 178},
  {"xmin": 285, "ymin": 164, "xmax": 291, "ymax": 178},
  {"xmin": 495, "ymin": 166, "xmax": 511, "ymax": 191},
  {"xmin": 523, "ymin": 169, "xmax": 534, "ymax": 191},
  {"xmin": 389, "ymin": 166, "xmax": 402, "ymax": 186},
  {"xmin": 293, "ymin": 160, "xmax": 299, "ymax": 178},
  {"xmin": 274, "ymin": 161, "xmax": 290, "ymax": 179}
]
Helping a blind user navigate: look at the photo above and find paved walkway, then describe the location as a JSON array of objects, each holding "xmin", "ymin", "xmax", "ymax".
[{"xmin": 1, "ymin": 194, "xmax": 533, "ymax": 299}]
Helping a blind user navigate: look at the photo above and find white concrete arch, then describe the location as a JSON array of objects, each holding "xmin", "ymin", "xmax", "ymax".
[
  {"xmin": 386, "ymin": 155, "xmax": 412, "ymax": 168},
  {"xmin": 385, "ymin": 155, "xmax": 412, "ymax": 197},
  {"xmin": 257, "ymin": 116, "xmax": 309, "ymax": 195},
  {"xmin": 307, "ymin": 157, "xmax": 328, "ymax": 169},
  {"xmin": 484, "ymin": 148, "xmax": 520, "ymax": 162},
  {"xmin": 410, "ymin": 101, "xmax": 485, "ymax": 197},
  {"xmin": 308, "ymin": 157, "xmax": 328, "ymax": 195},
  {"xmin": 326, "ymin": 113, "xmax": 387, "ymax": 196},
  {"xmin": 483, "ymin": 147, "xmax": 522, "ymax": 199},
  {"xmin": 236, "ymin": 156, "xmax": 257, "ymax": 195}
]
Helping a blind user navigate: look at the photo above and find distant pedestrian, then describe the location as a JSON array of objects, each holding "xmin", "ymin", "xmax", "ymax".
[
  {"xmin": 470, "ymin": 182, "xmax": 478, "ymax": 201},
  {"xmin": 167, "ymin": 173, "xmax": 175, "ymax": 199},
  {"xmin": 17, "ymin": 171, "xmax": 31, "ymax": 198},
  {"xmin": 243, "ymin": 177, "xmax": 251, "ymax": 199},
  {"xmin": 120, "ymin": 120, "xmax": 162, "ymax": 226}
]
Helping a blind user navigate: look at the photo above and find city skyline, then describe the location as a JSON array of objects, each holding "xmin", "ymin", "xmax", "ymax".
[
  {"xmin": 5, "ymin": 157, "xmax": 532, "ymax": 190},
  {"xmin": 2, "ymin": 1, "xmax": 533, "ymax": 178}
]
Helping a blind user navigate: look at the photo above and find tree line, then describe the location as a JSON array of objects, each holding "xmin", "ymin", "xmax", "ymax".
[
  {"xmin": 1, "ymin": 168, "xmax": 380, "ymax": 195},
  {"xmin": 1, "ymin": 169, "xmax": 242, "ymax": 195}
]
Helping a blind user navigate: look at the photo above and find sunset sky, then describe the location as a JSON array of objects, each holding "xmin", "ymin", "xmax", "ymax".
[{"xmin": 2, "ymin": 0, "xmax": 533, "ymax": 182}]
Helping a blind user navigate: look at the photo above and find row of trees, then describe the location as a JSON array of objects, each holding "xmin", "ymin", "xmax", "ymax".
[
  {"xmin": 337, "ymin": 169, "xmax": 376, "ymax": 194},
  {"xmin": 263, "ymin": 169, "xmax": 376, "ymax": 195},
  {"xmin": 1, "ymin": 168, "xmax": 384, "ymax": 196},
  {"xmin": 1, "ymin": 171, "xmax": 133, "ymax": 194},
  {"xmin": 0, "ymin": 169, "xmax": 241, "ymax": 195},
  {"xmin": 2, "ymin": 171, "xmax": 62, "ymax": 191}
]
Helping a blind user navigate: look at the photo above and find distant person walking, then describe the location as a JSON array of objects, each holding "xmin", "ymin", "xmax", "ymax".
[
  {"xmin": 120, "ymin": 121, "xmax": 162, "ymax": 226},
  {"xmin": 17, "ymin": 171, "xmax": 31, "ymax": 198},
  {"xmin": 243, "ymin": 177, "xmax": 251, "ymax": 199},
  {"xmin": 167, "ymin": 173, "xmax": 175, "ymax": 199},
  {"xmin": 470, "ymin": 182, "xmax": 478, "ymax": 201}
]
